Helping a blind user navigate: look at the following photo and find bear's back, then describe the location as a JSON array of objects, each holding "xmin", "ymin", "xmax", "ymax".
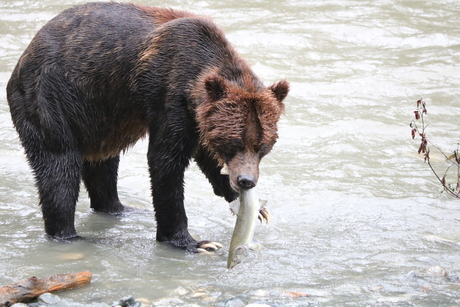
[
  {"xmin": 25, "ymin": 3, "xmax": 194, "ymax": 73},
  {"xmin": 134, "ymin": 16, "xmax": 262, "ymax": 97}
]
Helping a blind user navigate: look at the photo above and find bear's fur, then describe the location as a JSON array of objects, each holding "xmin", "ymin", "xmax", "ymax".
[{"xmin": 6, "ymin": 2, "xmax": 289, "ymax": 251}]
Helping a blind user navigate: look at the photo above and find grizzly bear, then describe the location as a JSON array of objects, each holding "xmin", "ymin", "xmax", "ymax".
[{"xmin": 6, "ymin": 2, "xmax": 289, "ymax": 251}]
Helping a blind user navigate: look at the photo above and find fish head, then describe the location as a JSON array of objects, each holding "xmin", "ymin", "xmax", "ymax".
[{"xmin": 227, "ymin": 245, "xmax": 250, "ymax": 268}]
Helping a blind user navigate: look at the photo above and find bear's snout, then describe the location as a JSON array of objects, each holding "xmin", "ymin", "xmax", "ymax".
[
  {"xmin": 237, "ymin": 174, "xmax": 256, "ymax": 190},
  {"xmin": 226, "ymin": 151, "xmax": 260, "ymax": 192}
]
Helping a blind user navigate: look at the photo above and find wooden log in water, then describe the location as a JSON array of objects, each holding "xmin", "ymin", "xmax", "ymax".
[{"xmin": 0, "ymin": 271, "xmax": 92, "ymax": 307}]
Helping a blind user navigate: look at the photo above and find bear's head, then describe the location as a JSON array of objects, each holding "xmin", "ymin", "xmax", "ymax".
[{"xmin": 196, "ymin": 74, "xmax": 289, "ymax": 192}]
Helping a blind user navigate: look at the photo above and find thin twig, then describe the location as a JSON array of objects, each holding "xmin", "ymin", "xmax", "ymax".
[{"xmin": 411, "ymin": 99, "xmax": 460, "ymax": 199}]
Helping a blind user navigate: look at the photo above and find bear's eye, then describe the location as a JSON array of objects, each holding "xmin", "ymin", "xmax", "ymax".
[
  {"xmin": 258, "ymin": 143, "xmax": 272, "ymax": 158},
  {"xmin": 213, "ymin": 138, "xmax": 244, "ymax": 161}
]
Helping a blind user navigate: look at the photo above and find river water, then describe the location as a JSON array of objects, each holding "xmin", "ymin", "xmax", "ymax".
[{"xmin": 1, "ymin": 0, "xmax": 460, "ymax": 306}]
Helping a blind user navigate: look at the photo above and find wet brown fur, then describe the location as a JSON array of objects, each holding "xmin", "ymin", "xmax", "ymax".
[
  {"xmin": 6, "ymin": 2, "xmax": 289, "ymax": 246},
  {"xmin": 195, "ymin": 74, "xmax": 286, "ymax": 165},
  {"xmin": 195, "ymin": 72, "xmax": 287, "ymax": 190},
  {"xmin": 134, "ymin": 5, "xmax": 209, "ymax": 64},
  {"xmin": 133, "ymin": 11, "xmax": 288, "ymax": 190},
  {"xmin": 133, "ymin": 5, "xmax": 199, "ymax": 26}
]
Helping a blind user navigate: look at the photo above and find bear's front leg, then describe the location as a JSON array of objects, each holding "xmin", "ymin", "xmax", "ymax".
[
  {"xmin": 147, "ymin": 132, "xmax": 221, "ymax": 253},
  {"xmin": 194, "ymin": 147, "xmax": 239, "ymax": 202}
]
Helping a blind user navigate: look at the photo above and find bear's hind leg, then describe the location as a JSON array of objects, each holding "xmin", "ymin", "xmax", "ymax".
[
  {"xmin": 31, "ymin": 150, "xmax": 82, "ymax": 240},
  {"xmin": 82, "ymin": 156, "xmax": 124, "ymax": 214}
]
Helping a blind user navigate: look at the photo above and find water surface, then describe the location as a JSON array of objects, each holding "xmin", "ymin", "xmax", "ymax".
[{"xmin": 1, "ymin": 0, "xmax": 460, "ymax": 306}]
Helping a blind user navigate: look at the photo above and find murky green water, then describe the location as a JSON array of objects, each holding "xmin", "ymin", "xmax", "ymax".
[{"xmin": 1, "ymin": 0, "xmax": 460, "ymax": 306}]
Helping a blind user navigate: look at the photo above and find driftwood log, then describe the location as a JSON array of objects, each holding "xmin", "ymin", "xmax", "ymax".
[{"xmin": 0, "ymin": 271, "xmax": 92, "ymax": 307}]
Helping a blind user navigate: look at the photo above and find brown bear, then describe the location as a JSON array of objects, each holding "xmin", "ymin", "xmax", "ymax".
[{"xmin": 6, "ymin": 2, "xmax": 289, "ymax": 251}]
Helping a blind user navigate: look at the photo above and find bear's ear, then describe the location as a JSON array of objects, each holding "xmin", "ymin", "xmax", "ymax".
[
  {"xmin": 269, "ymin": 80, "xmax": 290, "ymax": 103},
  {"xmin": 205, "ymin": 74, "xmax": 227, "ymax": 102}
]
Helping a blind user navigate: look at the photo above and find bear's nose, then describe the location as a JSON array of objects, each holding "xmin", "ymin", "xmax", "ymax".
[{"xmin": 237, "ymin": 174, "xmax": 256, "ymax": 190}]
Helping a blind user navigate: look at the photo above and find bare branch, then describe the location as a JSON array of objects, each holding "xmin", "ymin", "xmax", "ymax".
[{"xmin": 411, "ymin": 99, "xmax": 460, "ymax": 199}]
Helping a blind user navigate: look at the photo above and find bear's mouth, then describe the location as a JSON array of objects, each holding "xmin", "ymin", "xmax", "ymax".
[
  {"xmin": 223, "ymin": 151, "xmax": 260, "ymax": 192},
  {"xmin": 221, "ymin": 163, "xmax": 247, "ymax": 192}
]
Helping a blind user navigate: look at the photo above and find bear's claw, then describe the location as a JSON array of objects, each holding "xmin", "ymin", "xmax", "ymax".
[
  {"xmin": 196, "ymin": 241, "xmax": 223, "ymax": 254},
  {"xmin": 199, "ymin": 241, "xmax": 223, "ymax": 250},
  {"xmin": 258, "ymin": 207, "xmax": 270, "ymax": 224}
]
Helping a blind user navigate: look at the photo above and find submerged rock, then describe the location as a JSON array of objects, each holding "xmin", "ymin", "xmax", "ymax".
[
  {"xmin": 60, "ymin": 253, "xmax": 85, "ymax": 260},
  {"xmin": 172, "ymin": 286, "xmax": 189, "ymax": 296},
  {"xmin": 247, "ymin": 290, "xmax": 269, "ymax": 298},
  {"xmin": 38, "ymin": 293, "xmax": 61, "ymax": 305},
  {"xmin": 152, "ymin": 297, "xmax": 184, "ymax": 306},
  {"xmin": 134, "ymin": 298, "xmax": 151, "ymax": 305},
  {"xmin": 224, "ymin": 298, "xmax": 245, "ymax": 307},
  {"xmin": 112, "ymin": 295, "xmax": 141, "ymax": 307},
  {"xmin": 405, "ymin": 271, "xmax": 418, "ymax": 280},
  {"xmin": 425, "ymin": 265, "xmax": 448, "ymax": 277}
]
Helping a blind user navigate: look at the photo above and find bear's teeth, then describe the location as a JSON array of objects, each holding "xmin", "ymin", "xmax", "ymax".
[{"xmin": 220, "ymin": 164, "xmax": 229, "ymax": 175}]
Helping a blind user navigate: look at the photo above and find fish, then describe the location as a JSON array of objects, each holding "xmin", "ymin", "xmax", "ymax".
[{"xmin": 227, "ymin": 187, "xmax": 269, "ymax": 268}]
